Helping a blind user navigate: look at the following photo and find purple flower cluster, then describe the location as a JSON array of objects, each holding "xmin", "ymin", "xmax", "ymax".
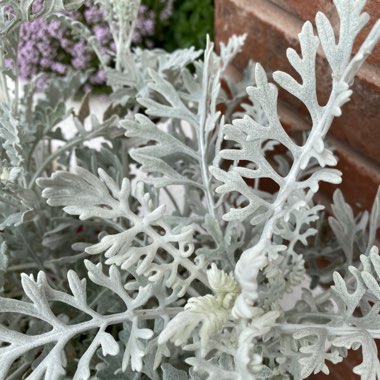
[
  {"xmin": 18, "ymin": 0, "xmax": 111, "ymax": 88},
  {"xmin": 17, "ymin": 0, "xmax": 173, "ymax": 88}
]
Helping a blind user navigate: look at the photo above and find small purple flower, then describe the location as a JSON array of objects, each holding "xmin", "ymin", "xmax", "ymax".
[
  {"xmin": 51, "ymin": 62, "xmax": 67, "ymax": 74},
  {"xmin": 40, "ymin": 58, "xmax": 52, "ymax": 68},
  {"xmin": 93, "ymin": 25, "xmax": 112, "ymax": 44},
  {"xmin": 47, "ymin": 20, "xmax": 61, "ymax": 35},
  {"xmin": 84, "ymin": 7, "xmax": 104, "ymax": 24},
  {"xmin": 72, "ymin": 57, "xmax": 87, "ymax": 70},
  {"xmin": 16, "ymin": 0, "xmax": 174, "ymax": 88},
  {"xmin": 143, "ymin": 19, "xmax": 154, "ymax": 35},
  {"xmin": 36, "ymin": 73, "xmax": 48, "ymax": 90},
  {"xmin": 90, "ymin": 69, "xmax": 106, "ymax": 85},
  {"xmin": 4, "ymin": 58, "xmax": 14, "ymax": 69}
]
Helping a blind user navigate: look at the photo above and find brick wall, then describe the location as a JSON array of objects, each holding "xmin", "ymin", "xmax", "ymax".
[{"xmin": 215, "ymin": 0, "xmax": 380, "ymax": 213}]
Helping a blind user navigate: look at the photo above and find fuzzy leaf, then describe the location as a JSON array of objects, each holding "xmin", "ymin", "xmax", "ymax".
[
  {"xmin": 158, "ymin": 294, "xmax": 229, "ymax": 349},
  {"xmin": 123, "ymin": 38, "xmax": 222, "ymax": 217},
  {"xmin": 38, "ymin": 167, "xmax": 130, "ymax": 220},
  {"xmin": 120, "ymin": 318, "xmax": 154, "ymax": 372},
  {"xmin": 333, "ymin": 331, "xmax": 380, "ymax": 380},
  {"xmin": 0, "ymin": 263, "xmax": 153, "ymax": 379},
  {"xmin": 0, "ymin": 104, "xmax": 23, "ymax": 178},
  {"xmin": 328, "ymin": 189, "xmax": 357, "ymax": 265},
  {"xmin": 294, "ymin": 328, "xmax": 342, "ymax": 378}
]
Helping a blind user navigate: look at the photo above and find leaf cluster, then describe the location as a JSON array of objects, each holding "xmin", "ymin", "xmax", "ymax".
[{"xmin": 0, "ymin": 0, "xmax": 379, "ymax": 379}]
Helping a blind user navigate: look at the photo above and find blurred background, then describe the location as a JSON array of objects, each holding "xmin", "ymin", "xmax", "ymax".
[{"xmin": 17, "ymin": 0, "xmax": 214, "ymax": 90}]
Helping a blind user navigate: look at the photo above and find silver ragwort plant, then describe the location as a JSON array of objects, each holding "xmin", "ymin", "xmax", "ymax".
[{"xmin": 0, "ymin": 0, "xmax": 379, "ymax": 378}]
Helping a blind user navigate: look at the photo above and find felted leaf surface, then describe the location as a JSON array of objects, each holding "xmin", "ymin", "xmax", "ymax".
[
  {"xmin": 0, "ymin": 104, "xmax": 23, "ymax": 179},
  {"xmin": 333, "ymin": 331, "xmax": 380, "ymax": 380},
  {"xmin": 294, "ymin": 328, "xmax": 342, "ymax": 378},
  {"xmin": 0, "ymin": 261, "xmax": 153, "ymax": 379},
  {"xmin": 39, "ymin": 167, "xmax": 208, "ymax": 295},
  {"xmin": 38, "ymin": 167, "xmax": 129, "ymax": 220}
]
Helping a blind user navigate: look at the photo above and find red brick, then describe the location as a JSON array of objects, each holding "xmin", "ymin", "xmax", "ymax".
[
  {"xmin": 332, "ymin": 64, "xmax": 380, "ymax": 167},
  {"xmin": 215, "ymin": 0, "xmax": 300, "ymax": 71},
  {"xmin": 354, "ymin": 0, "xmax": 380, "ymax": 66},
  {"xmin": 269, "ymin": 0, "xmax": 334, "ymax": 23},
  {"xmin": 278, "ymin": 100, "xmax": 310, "ymax": 133},
  {"xmin": 215, "ymin": 0, "xmax": 380, "ymax": 164},
  {"xmin": 269, "ymin": 0, "xmax": 380, "ymax": 66}
]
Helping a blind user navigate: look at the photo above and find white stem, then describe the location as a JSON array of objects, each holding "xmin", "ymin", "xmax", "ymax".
[
  {"xmin": 198, "ymin": 42, "xmax": 217, "ymax": 219},
  {"xmin": 0, "ymin": 49, "xmax": 10, "ymax": 106},
  {"xmin": 278, "ymin": 323, "xmax": 380, "ymax": 339}
]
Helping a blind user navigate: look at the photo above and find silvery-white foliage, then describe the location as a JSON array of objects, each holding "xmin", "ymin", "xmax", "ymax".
[
  {"xmin": 121, "ymin": 35, "xmax": 249, "ymax": 270},
  {"xmin": 107, "ymin": 46, "xmax": 203, "ymax": 107},
  {"xmin": 0, "ymin": 260, "xmax": 156, "ymax": 379},
  {"xmin": 0, "ymin": 0, "xmax": 380, "ymax": 379},
  {"xmin": 125, "ymin": 36, "xmax": 235, "ymax": 204},
  {"xmin": 132, "ymin": 33, "xmax": 245, "ymax": 114},
  {"xmin": 158, "ymin": 264, "xmax": 240, "ymax": 350},
  {"xmin": 211, "ymin": 0, "xmax": 380, "ymax": 323},
  {"xmin": 292, "ymin": 327, "xmax": 342, "ymax": 378},
  {"xmin": 0, "ymin": 241, "xmax": 7, "ymax": 291},
  {"xmin": 97, "ymin": 0, "xmax": 141, "ymax": 70},
  {"xmin": 0, "ymin": 0, "xmax": 84, "ymax": 34},
  {"xmin": 278, "ymin": 247, "xmax": 380, "ymax": 378},
  {"xmin": 38, "ymin": 167, "xmax": 209, "ymax": 296},
  {"xmin": 303, "ymin": 187, "xmax": 380, "ymax": 286},
  {"xmin": 0, "ymin": 104, "xmax": 23, "ymax": 181}
]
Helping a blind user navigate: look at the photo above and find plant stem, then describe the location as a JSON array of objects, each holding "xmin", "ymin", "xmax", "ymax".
[
  {"xmin": 6, "ymin": 363, "xmax": 30, "ymax": 380},
  {"xmin": 28, "ymin": 126, "xmax": 108, "ymax": 188},
  {"xmin": 162, "ymin": 187, "xmax": 182, "ymax": 215},
  {"xmin": 0, "ymin": 49, "xmax": 11, "ymax": 106},
  {"xmin": 12, "ymin": 28, "xmax": 20, "ymax": 116},
  {"xmin": 198, "ymin": 40, "xmax": 217, "ymax": 219},
  {"xmin": 135, "ymin": 307, "xmax": 183, "ymax": 320},
  {"xmin": 18, "ymin": 228, "xmax": 45, "ymax": 272},
  {"xmin": 277, "ymin": 323, "xmax": 380, "ymax": 339},
  {"xmin": 115, "ymin": 0, "xmax": 141, "ymax": 72}
]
